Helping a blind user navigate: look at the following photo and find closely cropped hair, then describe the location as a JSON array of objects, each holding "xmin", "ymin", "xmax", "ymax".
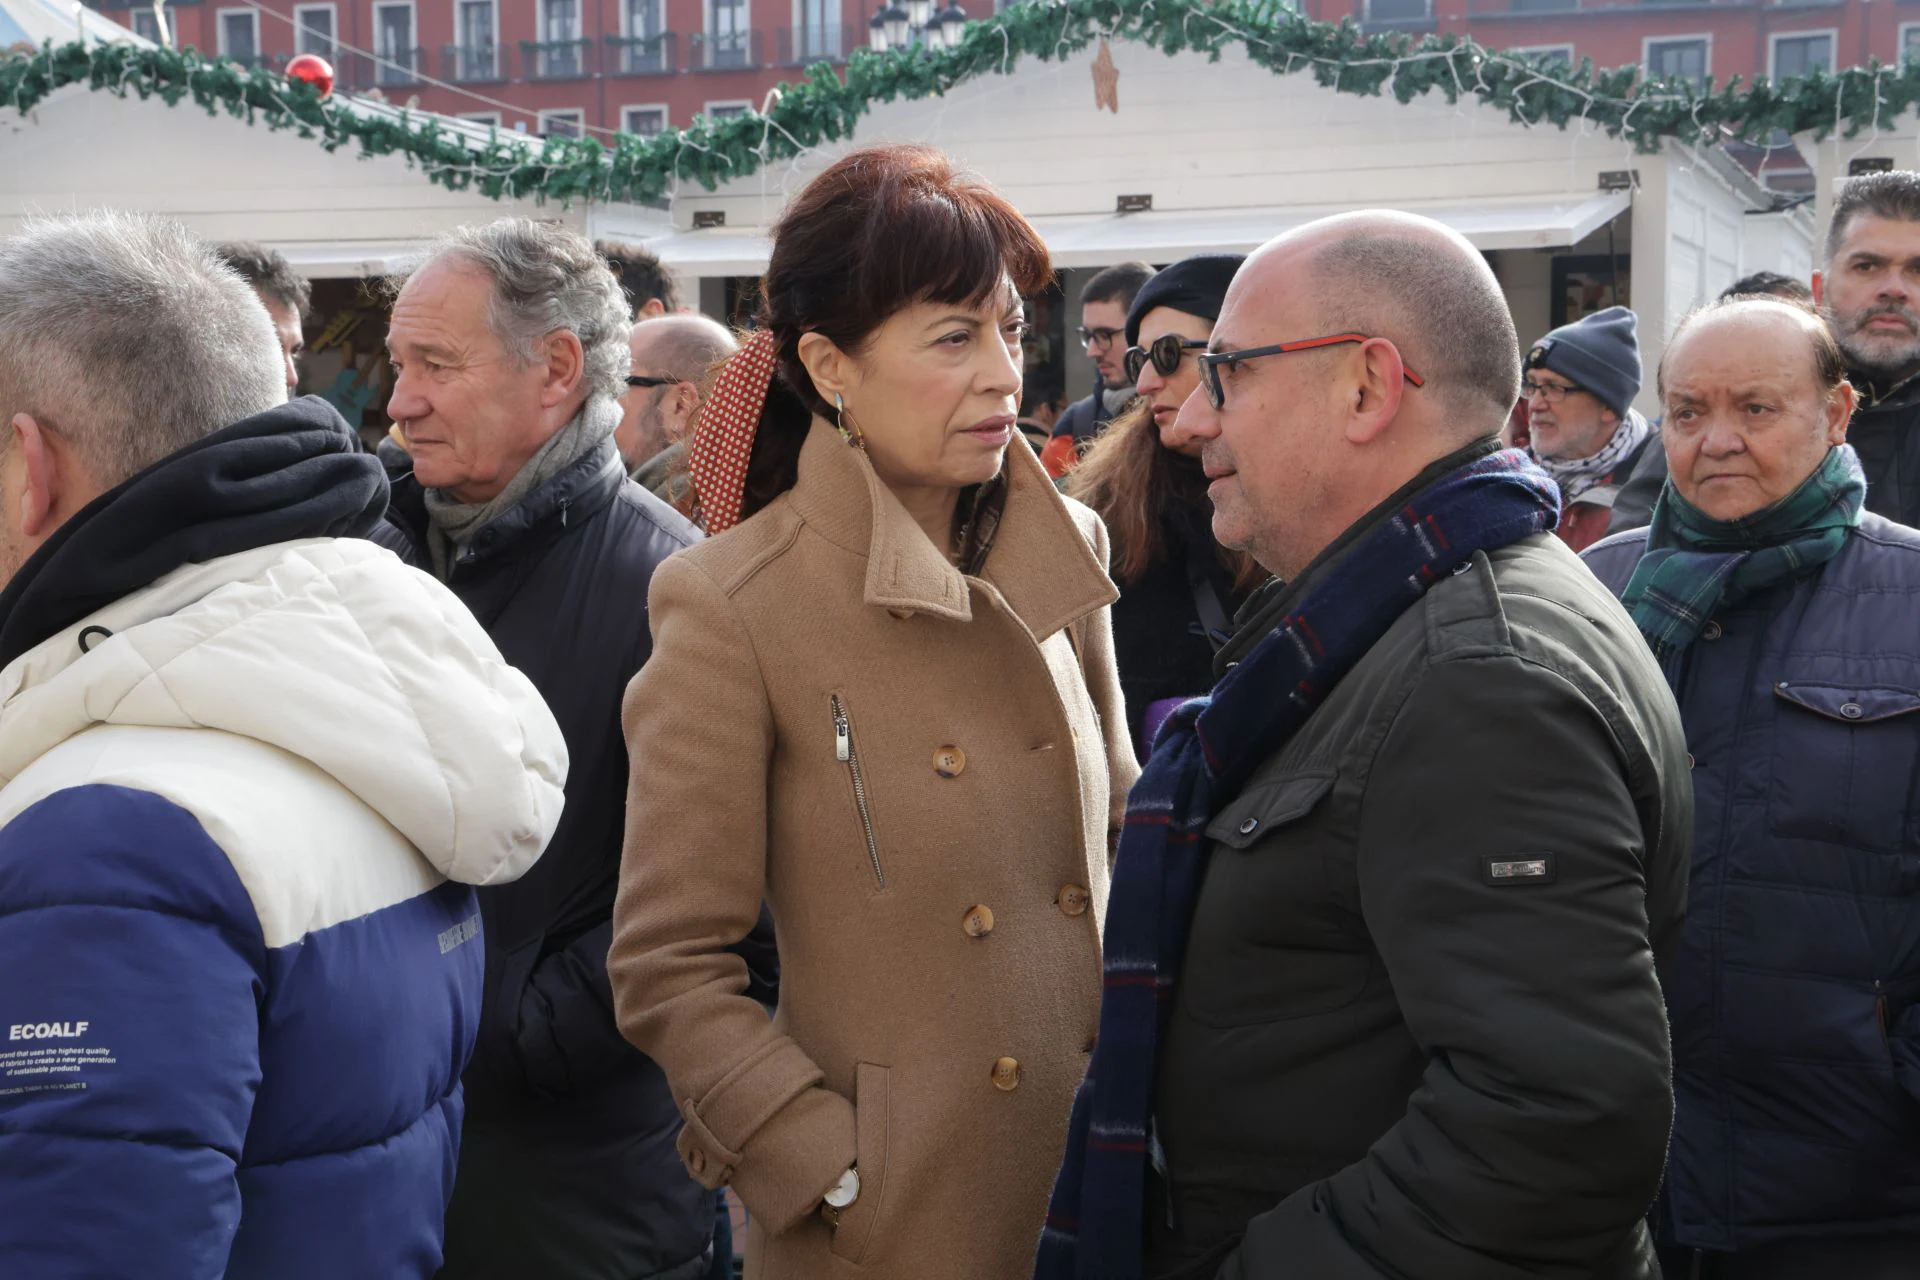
[
  {"xmin": 0, "ymin": 212, "xmax": 285, "ymax": 486},
  {"xmin": 1313, "ymin": 231, "xmax": 1520, "ymax": 421},
  {"xmin": 1067, "ymin": 400, "xmax": 1263, "ymax": 592},
  {"xmin": 1658, "ymin": 296, "xmax": 1847, "ymax": 398},
  {"xmin": 1080, "ymin": 261, "xmax": 1155, "ymax": 310},
  {"xmin": 600, "ymin": 241, "xmax": 680, "ymax": 314},
  {"xmin": 398, "ymin": 220, "xmax": 633, "ymax": 405},
  {"xmin": 216, "ymin": 241, "xmax": 312, "ymax": 317},
  {"xmin": 1825, "ymin": 170, "xmax": 1920, "ymax": 264},
  {"xmin": 740, "ymin": 145, "xmax": 1052, "ymax": 520},
  {"xmin": 1720, "ymin": 270, "xmax": 1813, "ymax": 307}
]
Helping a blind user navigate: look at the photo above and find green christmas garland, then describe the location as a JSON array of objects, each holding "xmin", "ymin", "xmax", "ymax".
[{"xmin": 1, "ymin": 0, "xmax": 1914, "ymax": 207}]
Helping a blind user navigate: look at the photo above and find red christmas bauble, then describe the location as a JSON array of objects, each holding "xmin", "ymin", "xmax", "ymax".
[{"xmin": 286, "ymin": 53, "xmax": 334, "ymax": 98}]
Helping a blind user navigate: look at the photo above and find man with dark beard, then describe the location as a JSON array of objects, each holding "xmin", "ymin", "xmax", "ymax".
[{"xmin": 1812, "ymin": 170, "xmax": 1920, "ymax": 524}]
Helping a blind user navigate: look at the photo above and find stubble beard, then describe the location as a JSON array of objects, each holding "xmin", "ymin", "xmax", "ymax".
[{"xmin": 1835, "ymin": 302, "xmax": 1920, "ymax": 386}]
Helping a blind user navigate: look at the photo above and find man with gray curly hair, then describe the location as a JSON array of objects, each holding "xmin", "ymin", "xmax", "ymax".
[{"xmin": 374, "ymin": 218, "xmax": 715, "ymax": 1280}]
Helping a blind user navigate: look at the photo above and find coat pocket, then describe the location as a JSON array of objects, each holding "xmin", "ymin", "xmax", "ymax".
[
  {"xmin": 1183, "ymin": 770, "xmax": 1373, "ymax": 1028},
  {"xmin": 830, "ymin": 693, "xmax": 887, "ymax": 891},
  {"xmin": 827, "ymin": 1062, "xmax": 893, "ymax": 1264},
  {"xmin": 1768, "ymin": 681, "xmax": 1920, "ymax": 852}
]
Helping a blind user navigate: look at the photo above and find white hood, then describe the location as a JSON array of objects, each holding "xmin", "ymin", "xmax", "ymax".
[{"xmin": 0, "ymin": 538, "xmax": 566, "ymax": 886}]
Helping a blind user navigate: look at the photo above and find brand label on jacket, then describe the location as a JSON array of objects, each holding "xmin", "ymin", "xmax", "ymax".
[
  {"xmin": 438, "ymin": 913, "xmax": 481, "ymax": 955},
  {"xmin": 0, "ymin": 1019, "xmax": 115, "ymax": 1098},
  {"xmin": 1482, "ymin": 854, "xmax": 1557, "ymax": 885}
]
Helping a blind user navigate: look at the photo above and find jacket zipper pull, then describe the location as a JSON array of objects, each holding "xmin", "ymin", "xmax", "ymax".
[{"xmin": 833, "ymin": 700, "xmax": 850, "ymax": 763}]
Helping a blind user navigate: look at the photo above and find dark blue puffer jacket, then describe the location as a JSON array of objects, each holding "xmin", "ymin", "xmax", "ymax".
[{"xmin": 1586, "ymin": 513, "xmax": 1920, "ymax": 1251}]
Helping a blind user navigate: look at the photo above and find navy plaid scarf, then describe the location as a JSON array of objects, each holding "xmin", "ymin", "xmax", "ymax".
[
  {"xmin": 1035, "ymin": 446, "xmax": 1560, "ymax": 1280},
  {"xmin": 1621, "ymin": 444, "xmax": 1864, "ymax": 686}
]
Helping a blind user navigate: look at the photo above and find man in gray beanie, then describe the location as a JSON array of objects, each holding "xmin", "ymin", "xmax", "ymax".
[{"xmin": 1520, "ymin": 305, "xmax": 1662, "ymax": 552}]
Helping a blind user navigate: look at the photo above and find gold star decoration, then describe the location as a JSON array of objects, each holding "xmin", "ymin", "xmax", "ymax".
[{"xmin": 1092, "ymin": 38, "xmax": 1119, "ymax": 113}]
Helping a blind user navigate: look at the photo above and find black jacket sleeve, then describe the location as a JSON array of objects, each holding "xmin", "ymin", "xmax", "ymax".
[{"xmin": 1222, "ymin": 655, "xmax": 1672, "ymax": 1280}]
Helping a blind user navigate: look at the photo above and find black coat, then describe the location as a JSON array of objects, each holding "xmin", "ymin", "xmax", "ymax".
[
  {"xmin": 1145, "ymin": 516, "xmax": 1690, "ymax": 1279},
  {"xmin": 374, "ymin": 444, "xmax": 717, "ymax": 1280},
  {"xmin": 1110, "ymin": 490, "xmax": 1251, "ymax": 751}
]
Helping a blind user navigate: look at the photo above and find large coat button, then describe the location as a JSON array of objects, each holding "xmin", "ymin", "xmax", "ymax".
[
  {"xmin": 963, "ymin": 904, "xmax": 995, "ymax": 937},
  {"xmin": 991, "ymin": 1056, "xmax": 1021, "ymax": 1091},
  {"xmin": 1702, "ymin": 621, "xmax": 1723, "ymax": 641},
  {"xmin": 1057, "ymin": 884, "xmax": 1091, "ymax": 917},
  {"xmin": 934, "ymin": 745, "xmax": 967, "ymax": 778}
]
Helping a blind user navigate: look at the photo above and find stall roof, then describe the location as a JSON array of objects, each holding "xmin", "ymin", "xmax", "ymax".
[
  {"xmin": 644, "ymin": 190, "xmax": 1634, "ymax": 276},
  {"xmin": 0, "ymin": 0, "xmax": 138, "ymax": 50}
]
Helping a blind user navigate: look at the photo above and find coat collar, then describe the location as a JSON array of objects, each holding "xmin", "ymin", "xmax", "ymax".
[{"xmin": 784, "ymin": 419, "xmax": 1115, "ymax": 639}]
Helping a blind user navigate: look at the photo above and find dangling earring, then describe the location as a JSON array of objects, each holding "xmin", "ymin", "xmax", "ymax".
[{"xmin": 833, "ymin": 392, "xmax": 866, "ymax": 452}]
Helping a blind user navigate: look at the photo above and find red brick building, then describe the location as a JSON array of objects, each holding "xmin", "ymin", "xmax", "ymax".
[{"xmin": 88, "ymin": 0, "xmax": 1910, "ymax": 165}]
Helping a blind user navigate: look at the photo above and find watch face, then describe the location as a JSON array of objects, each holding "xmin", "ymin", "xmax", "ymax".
[{"xmin": 824, "ymin": 1167, "xmax": 860, "ymax": 1208}]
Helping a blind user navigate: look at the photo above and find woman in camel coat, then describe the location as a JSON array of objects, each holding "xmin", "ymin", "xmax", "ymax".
[{"xmin": 609, "ymin": 144, "xmax": 1137, "ymax": 1278}]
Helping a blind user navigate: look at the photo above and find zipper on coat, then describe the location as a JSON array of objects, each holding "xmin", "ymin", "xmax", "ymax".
[{"xmin": 832, "ymin": 694, "xmax": 886, "ymax": 890}]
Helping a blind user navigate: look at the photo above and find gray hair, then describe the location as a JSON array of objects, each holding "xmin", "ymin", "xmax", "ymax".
[
  {"xmin": 397, "ymin": 219, "xmax": 633, "ymax": 406},
  {"xmin": 1311, "ymin": 223, "xmax": 1521, "ymax": 424},
  {"xmin": 0, "ymin": 212, "xmax": 286, "ymax": 486}
]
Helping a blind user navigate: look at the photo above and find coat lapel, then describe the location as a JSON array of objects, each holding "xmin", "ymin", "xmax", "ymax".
[{"xmin": 786, "ymin": 420, "xmax": 1115, "ymax": 638}]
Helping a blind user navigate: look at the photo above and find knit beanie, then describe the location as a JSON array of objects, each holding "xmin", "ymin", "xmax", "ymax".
[
  {"xmin": 1525, "ymin": 306, "xmax": 1642, "ymax": 419},
  {"xmin": 1125, "ymin": 254, "xmax": 1245, "ymax": 348}
]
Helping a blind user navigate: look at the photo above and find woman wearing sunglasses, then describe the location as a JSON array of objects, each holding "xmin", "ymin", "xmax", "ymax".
[{"xmin": 1069, "ymin": 254, "xmax": 1266, "ymax": 757}]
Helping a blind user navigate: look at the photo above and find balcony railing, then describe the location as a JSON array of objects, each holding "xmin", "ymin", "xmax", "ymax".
[
  {"xmin": 777, "ymin": 22, "xmax": 850, "ymax": 65},
  {"xmin": 441, "ymin": 42, "xmax": 502, "ymax": 81},
  {"xmin": 692, "ymin": 28, "xmax": 761, "ymax": 70},
  {"xmin": 345, "ymin": 46, "xmax": 425, "ymax": 87},
  {"xmin": 605, "ymin": 31, "xmax": 678, "ymax": 74},
  {"xmin": 520, "ymin": 37, "xmax": 595, "ymax": 79}
]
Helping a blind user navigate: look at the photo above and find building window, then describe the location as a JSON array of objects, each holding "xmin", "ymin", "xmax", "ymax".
[
  {"xmin": 1645, "ymin": 36, "xmax": 1708, "ymax": 89},
  {"xmin": 708, "ymin": 0, "xmax": 750, "ymax": 68},
  {"xmin": 457, "ymin": 0, "xmax": 497, "ymax": 79},
  {"xmin": 1363, "ymin": 0, "xmax": 1430, "ymax": 23},
  {"xmin": 539, "ymin": 108, "xmax": 586, "ymax": 137},
  {"xmin": 373, "ymin": 2, "xmax": 417, "ymax": 84},
  {"xmin": 1905, "ymin": 24, "xmax": 1920, "ymax": 66},
  {"xmin": 217, "ymin": 9, "xmax": 259, "ymax": 62},
  {"xmin": 294, "ymin": 5, "xmax": 336, "ymax": 61},
  {"xmin": 623, "ymin": 0, "xmax": 670, "ymax": 72},
  {"xmin": 1770, "ymin": 31, "xmax": 1834, "ymax": 81},
  {"xmin": 461, "ymin": 111, "xmax": 503, "ymax": 126},
  {"xmin": 704, "ymin": 100, "xmax": 750, "ymax": 120},
  {"xmin": 623, "ymin": 105, "xmax": 668, "ymax": 135},
  {"xmin": 130, "ymin": 6, "xmax": 171, "ymax": 45},
  {"xmin": 1511, "ymin": 43, "xmax": 1574, "ymax": 70},
  {"xmin": 794, "ymin": 0, "xmax": 839, "ymax": 61},
  {"xmin": 540, "ymin": 0, "xmax": 583, "ymax": 77}
]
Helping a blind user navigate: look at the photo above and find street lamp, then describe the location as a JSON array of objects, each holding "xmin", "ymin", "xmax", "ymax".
[
  {"xmin": 869, "ymin": 0, "xmax": 962, "ymax": 51},
  {"xmin": 928, "ymin": 2, "xmax": 967, "ymax": 49}
]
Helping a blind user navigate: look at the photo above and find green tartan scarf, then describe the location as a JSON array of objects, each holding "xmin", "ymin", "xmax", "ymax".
[{"xmin": 1621, "ymin": 444, "xmax": 1865, "ymax": 683}]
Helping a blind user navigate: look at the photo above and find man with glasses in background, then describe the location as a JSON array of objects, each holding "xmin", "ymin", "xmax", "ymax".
[
  {"xmin": 1517, "ymin": 307, "xmax": 1661, "ymax": 553},
  {"xmin": 1040, "ymin": 211, "xmax": 1687, "ymax": 1280},
  {"xmin": 618, "ymin": 312, "xmax": 738, "ymax": 503},
  {"xmin": 1043, "ymin": 261, "xmax": 1155, "ymax": 476}
]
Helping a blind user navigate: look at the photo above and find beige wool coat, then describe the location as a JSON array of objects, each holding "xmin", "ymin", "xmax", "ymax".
[{"xmin": 611, "ymin": 420, "xmax": 1139, "ymax": 1278}]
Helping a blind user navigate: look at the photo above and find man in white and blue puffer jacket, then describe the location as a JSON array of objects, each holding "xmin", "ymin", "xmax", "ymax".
[{"xmin": 0, "ymin": 214, "xmax": 567, "ymax": 1278}]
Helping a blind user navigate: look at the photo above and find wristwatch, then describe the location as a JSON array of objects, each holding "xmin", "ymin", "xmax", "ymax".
[{"xmin": 819, "ymin": 1165, "xmax": 861, "ymax": 1227}]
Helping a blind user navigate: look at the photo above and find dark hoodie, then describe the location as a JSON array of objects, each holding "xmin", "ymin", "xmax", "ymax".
[{"xmin": 0, "ymin": 396, "xmax": 385, "ymax": 669}]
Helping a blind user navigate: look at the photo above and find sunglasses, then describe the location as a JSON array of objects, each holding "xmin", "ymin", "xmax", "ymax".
[
  {"xmin": 1123, "ymin": 335, "xmax": 1209, "ymax": 385},
  {"xmin": 627, "ymin": 374, "xmax": 680, "ymax": 389},
  {"xmin": 1196, "ymin": 333, "xmax": 1425, "ymax": 410}
]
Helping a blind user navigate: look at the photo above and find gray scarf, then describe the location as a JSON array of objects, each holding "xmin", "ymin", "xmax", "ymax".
[{"xmin": 423, "ymin": 396, "xmax": 621, "ymax": 579}]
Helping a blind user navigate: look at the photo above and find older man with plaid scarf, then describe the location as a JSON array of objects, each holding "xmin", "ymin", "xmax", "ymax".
[{"xmin": 1586, "ymin": 296, "xmax": 1920, "ymax": 1279}]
